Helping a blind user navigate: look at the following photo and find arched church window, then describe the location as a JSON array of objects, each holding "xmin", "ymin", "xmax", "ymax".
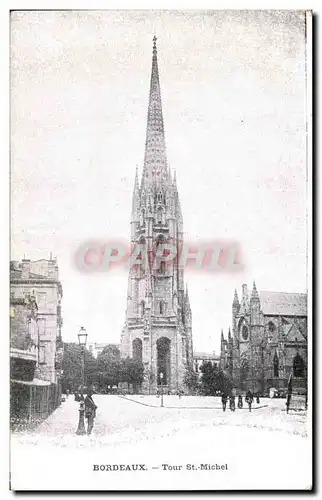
[
  {"xmin": 273, "ymin": 352, "xmax": 279, "ymax": 378},
  {"xmin": 156, "ymin": 234, "xmax": 165, "ymax": 253},
  {"xmin": 242, "ymin": 325, "xmax": 248, "ymax": 340},
  {"xmin": 140, "ymin": 209, "xmax": 145, "ymax": 226},
  {"xmin": 160, "ymin": 261, "xmax": 166, "ymax": 274},
  {"xmin": 157, "ymin": 207, "xmax": 163, "ymax": 224},
  {"xmin": 293, "ymin": 353, "xmax": 305, "ymax": 378},
  {"xmin": 140, "ymin": 300, "xmax": 145, "ymax": 317},
  {"xmin": 268, "ymin": 321, "xmax": 276, "ymax": 333},
  {"xmin": 160, "ymin": 301, "xmax": 164, "ymax": 315},
  {"xmin": 136, "ymin": 236, "xmax": 146, "ymax": 276}
]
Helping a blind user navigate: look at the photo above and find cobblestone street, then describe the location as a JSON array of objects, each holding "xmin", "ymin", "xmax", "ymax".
[{"xmin": 11, "ymin": 395, "xmax": 311, "ymax": 490}]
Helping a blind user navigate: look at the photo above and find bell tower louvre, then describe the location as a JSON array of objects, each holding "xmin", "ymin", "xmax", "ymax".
[{"xmin": 120, "ymin": 37, "xmax": 193, "ymax": 394}]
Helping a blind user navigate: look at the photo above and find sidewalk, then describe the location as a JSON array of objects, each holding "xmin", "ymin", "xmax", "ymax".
[{"xmin": 32, "ymin": 396, "xmax": 80, "ymax": 437}]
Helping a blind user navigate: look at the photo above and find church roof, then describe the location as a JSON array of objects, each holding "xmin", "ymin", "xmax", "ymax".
[{"xmin": 258, "ymin": 291, "xmax": 307, "ymax": 317}]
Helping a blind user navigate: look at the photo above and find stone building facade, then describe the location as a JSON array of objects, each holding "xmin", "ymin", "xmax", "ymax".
[
  {"xmin": 88, "ymin": 342, "xmax": 120, "ymax": 359},
  {"xmin": 10, "ymin": 256, "xmax": 64, "ymax": 426},
  {"xmin": 220, "ymin": 282, "xmax": 307, "ymax": 395},
  {"xmin": 10, "ymin": 293, "xmax": 39, "ymax": 382},
  {"xmin": 193, "ymin": 352, "xmax": 220, "ymax": 379},
  {"xmin": 120, "ymin": 38, "xmax": 193, "ymax": 394}
]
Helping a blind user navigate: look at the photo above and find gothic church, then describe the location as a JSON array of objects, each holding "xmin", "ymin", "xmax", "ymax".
[{"xmin": 220, "ymin": 282, "xmax": 307, "ymax": 394}]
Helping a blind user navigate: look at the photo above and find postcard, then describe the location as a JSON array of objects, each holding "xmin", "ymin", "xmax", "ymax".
[{"xmin": 10, "ymin": 9, "xmax": 312, "ymax": 491}]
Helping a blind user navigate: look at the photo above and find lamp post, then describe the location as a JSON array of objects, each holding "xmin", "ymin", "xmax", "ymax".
[
  {"xmin": 76, "ymin": 327, "xmax": 88, "ymax": 435},
  {"xmin": 160, "ymin": 372, "xmax": 164, "ymax": 408}
]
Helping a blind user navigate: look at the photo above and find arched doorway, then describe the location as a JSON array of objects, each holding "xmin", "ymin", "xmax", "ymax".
[
  {"xmin": 157, "ymin": 337, "xmax": 171, "ymax": 386},
  {"xmin": 240, "ymin": 356, "xmax": 249, "ymax": 391},
  {"xmin": 273, "ymin": 352, "xmax": 279, "ymax": 378},
  {"xmin": 293, "ymin": 353, "xmax": 305, "ymax": 378},
  {"xmin": 132, "ymin": 338, "xmax": 142, "ymax": 362}
]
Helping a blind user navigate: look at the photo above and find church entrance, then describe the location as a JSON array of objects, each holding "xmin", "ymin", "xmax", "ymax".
[
  {"xmin": 132, "ymin": 338, "xmax": 143, "ymax": 362},
  {"xmin": 157, "ymin": 337, "xmax": 171, "ymax": 388}
]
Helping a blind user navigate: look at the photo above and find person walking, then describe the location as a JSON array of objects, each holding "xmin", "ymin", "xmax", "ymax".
[
  {"xmin": 221, "ymin": 392, "xmax": 228, "ymax": 412},
  {"xmin": 286, "ymin": 373, "xmax": 293, "ymax": 414},
  {"xmin": 256, "ymin": 393, "xmax": 260, "ymax": 404},
  {"xmin": 245, "ymin": 390, "xmax": 253, "ymax": 412},
  {"xmin": 229, "ymin": 395, "xmax": 236, "ymax": 412},
  {"xmin": 84, "ymin": 388, "xmax": 98, "ymax": 436},
  {"xmin": 237, "ymin": 395, "xmax": 243, "ymax": 409}
]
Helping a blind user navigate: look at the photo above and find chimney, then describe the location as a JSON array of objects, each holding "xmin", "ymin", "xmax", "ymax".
[
  {"xmin": 21, "ymin": 259, "xmax": 31, "ymax": 279},
  {"xmin": 48, "ymin": 255, "xmax": 56, "ymax": 279}
]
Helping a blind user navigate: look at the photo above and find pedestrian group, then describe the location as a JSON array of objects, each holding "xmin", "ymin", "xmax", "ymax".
[{"xmin": 221, "ymin": 391, "xmax": 260, "ymax": 412}]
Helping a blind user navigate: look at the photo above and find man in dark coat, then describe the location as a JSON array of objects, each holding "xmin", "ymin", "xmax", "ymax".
[
  {"xmin": 84, "ymin": 388, "xmax": 98, "ymax": 436},
  {"xmin": 245, "ymin": 390, "xmax": 253, "ymax": 412},
  {"xmin": 221, "ymin": 392, "xmax": 228, "ymax": 412},
  {"xmin": 229, "ymin": 395, "xmax": 236, "ymax": 412}
]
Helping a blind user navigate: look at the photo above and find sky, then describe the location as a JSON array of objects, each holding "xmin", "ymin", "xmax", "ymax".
[{"xmin": 11, "ymin": 10, "xmax": 308, "ymax": 353}]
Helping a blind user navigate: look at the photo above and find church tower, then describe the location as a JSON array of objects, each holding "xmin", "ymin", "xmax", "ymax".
[{"xmin": 120, "ymin": 37, "xmax": 193, "ymax": 394}]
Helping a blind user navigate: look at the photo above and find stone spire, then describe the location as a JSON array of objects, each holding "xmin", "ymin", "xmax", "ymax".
[
  {"xmin": 184, "ymin": 284, "xmax": 191, "ymax": 310},
  {"xmin": 239, "ymin": 284, "xmax": 249, "ymax": 314},
  {"xmin": 141, "ymin": 36, "xmax": 168, "ymax": 187},
  {"xmin": 183, "ymin": 284, "xmax": 191, "ymax": 326},
  {"xmin": 233, "ymin": 289, "xmax": 240, "ymax": 308},
  {"xmin": 250, "ymin": 280, "xmax": 260, "ymax": 306},
  {"xmin": 173, "ymin": 170, "xmax": 183, "ymax": 224},
  {"xmin": 131, "ymin": 166, "xmax": 140, "ymax": 221}
]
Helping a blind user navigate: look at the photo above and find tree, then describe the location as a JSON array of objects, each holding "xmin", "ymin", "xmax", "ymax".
[
  {"xmin": 183, "ymin": 367, "xmax": 200, "ymax": 394},
  {"xmin": 100, "ymin": 344, "xmax": 121, "ymax": 360},
  {"xmin": 200, "ymin": 362, "xmax": 232, "ymax": 396},
  {"xmin": 97, "ymin": 347, "xmax": 121, "ymax": 390},
  {"xmin": 120, "ymin": 357, "xmax": 144, "ymax": 390},
  {"xmin": 61, "ymin": 343, "xmax": 97, "ymax": 392},
  {"xmin": 143, "ymin": 367, "xmax": 156, "ymax": 394}
]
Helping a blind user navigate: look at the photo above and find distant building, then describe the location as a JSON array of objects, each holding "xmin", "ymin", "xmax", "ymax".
[
  {"xmin": 10, "ymin": 257, "xmax": 64, "ymax": 427},
  {"xmin": 220, "ymin": 282, "xmax": 307, "ymax": 395},
  {"xmin": 193, "ymin": 351, "xmax": 220, "ymax": 378},
  {"xmin": 88, "ymin": 342, "xmax": 120, "ymax": 359}
]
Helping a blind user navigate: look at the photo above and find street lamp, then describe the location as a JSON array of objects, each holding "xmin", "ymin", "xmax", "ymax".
[
  {"xmin": 76, "ymin": 327, "xmax": 88, "ymax": 435},
  {"xmin": 160, "ymin": 372, "xmax": 164, "ymax": 408},
  {"xmin": 78, "ymin": 326, "xmax": 88, "ymax": 348},
  {"xmin": 78, "ymin": 326, "xmax": 87, "ymax": 390}
]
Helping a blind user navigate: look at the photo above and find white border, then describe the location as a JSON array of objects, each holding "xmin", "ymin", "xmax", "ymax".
[{"xmin": 2, "ymin": 3, "xmax": 318, "ymax": 499}]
